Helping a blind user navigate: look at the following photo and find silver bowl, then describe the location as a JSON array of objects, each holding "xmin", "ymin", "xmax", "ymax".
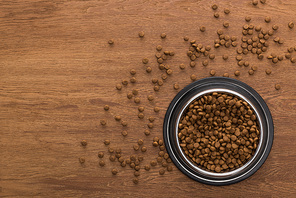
[{"xmin": 163, "ymin": 77, "xmax": 274, "ymax": 185}]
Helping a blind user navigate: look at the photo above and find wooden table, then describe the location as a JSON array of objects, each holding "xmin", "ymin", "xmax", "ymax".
[{"xmin": 1, "ymin": 0, "xmax": 296, "ymax": 197}]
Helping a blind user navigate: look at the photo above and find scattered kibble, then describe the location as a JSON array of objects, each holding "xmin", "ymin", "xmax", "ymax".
[
  {"xmin": 99, "ymin": 160, "xmax": 105, "ymax": 167},
  {"xmin": 100, "ymin": 119, "xmax": 107, "ymax": 126},
  {"xmin": 138, "ymin": 31, "xmax": 145, "ymax": 38},
  {"xmin": 122, "ymin": 130, "xmax": 128, "ymax": 136},
  {"xmin": 79, "ymin": 157, "xmax": 85, "ymax": 164},
  {"xmin": 224, "ymin": 8, "xmax": 230, "ymax": 14},
  {"xmin": 108, "ymin": 39, "xmax": 114, "ymax": 45},
  {"xmin": 173, "ymin": 83, "xmax": 179, "ymax": 90},
  {"xmin": 200, "ymin": 26, "xmax": 206, "ymax": 32},
  {"xmin": 275, "ymin": 84, "xmax": 281, "ymax": 90},
  {"xmin": 288, "ymin": 22, "xmax": 294, "ymax": 29},
  {"xmin": 111, "ymin": 168, "xmax": 118, "ymax": 175},
  {"xmin": 81, "ymin": 140, "xmax": 87, "ymax": 147},
  {"xmin": 265, "ymin": 16, "xmax": 271, "ymax": 23},
  {"xmin": 160, "ymin": 33, "xmax": 166, "ymax": 39}
]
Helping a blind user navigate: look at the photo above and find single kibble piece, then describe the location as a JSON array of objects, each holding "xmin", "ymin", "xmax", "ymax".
[
  {"xmin": 252, "ymin": 0, "xmax": 258, "ymax": 6},
  {"xmin": 223, "ymin": 21, "xmax": 230, "ymax": 28},
  {"xmin": 211, "ymin": 4, "xmax": 218, "ymax": 10},
  {"xmin": 144, "ymin": 165, "xmax": 150, "ymax": 171},
  {"xmin": 214, "ymin": 13, "xmax": 219, "ymax": 18},
  {"xmin": 150, "ymin": 160, "xmax": 157, "ymax": 166},
  {"xmin": 108, "ymin": 147, "xmax": 114, "ymax": 153},
  {"xmin": 190, "ymin": 74, "xmax": 197, "ymax": 81},
  {"xmin": 122, "ymin": 80, "xmax": 128, "ymax": 86},
  {"xmin": 248, "ymin": 70, "xmax": 254, "ymax": 75},
  {"xmin": 222, "ymin": 54, "xmax": 229, "ymax": 60},
  {"xmin": 138, "ymin": 106, "xmax": 144, "ymax": 112},
  {"xmin": 159, "ymin": 169, "xmax": 166, "ymax": 175},
  {"xmin": 251, "ymin": 65, "xmax": 258, "ymax": 71},
  {"xmin": 138, "ymin": 31, "xmax": 145, "ymax": 37},
  {"xmin": 142, "ymin": 58, "xmax": 149, "ymax": 64},
  {"xmin": 138, "ymin": 113, "xmax": 144, "ymax": 119},
  {"xmin": 99, "ymin": 160, "xmax": 105, "ymax": 167},
  {"xmin": 81, "ymin": 140, "xmax": 87, "ymax": 147},
  {"xmin": 260, "ymin": 0, "xmax": 266, "ymax": 4},
  {"xmin": 133, "ymin": 144, "xmax": 139, "ymax": 151},
  {"xmin": 275, "ymin": 84, "xmax": 281, "ymax": 90},
  {"xmin": 234, "ymin": 71, "xmax": 240, "ymax": 76},
  {"xmin": 147, "ymin": 95, "xmax": 154, "ymax": 101},
  {"xmin": 121, "ymin": 130, "xmax": 128, "ymax": 137},
  {"xmin": 100, "ymin": 119, "xmax": 106, "ymax": 126},
  {"xmin": 265, "ymin": 16, "xmax": 271, "ymax": 23},
  {"xmin": 210, "ymin": 70, "xmax": 216, "ymax": 76},
  {"xmin": 265, "ymin": 69, "xmax": 272, "ymax": 75},
  {"xmin": 154, "ymin": 107, "xmax": 160, "ymax": 113},
  {"xmin": 108, "ymin": 39, "xmax": 114, "ymax": 45},
  {"xmin": 209, "ymin": 54, "xmax": 215, "ymax": 59},
  {"xmin": 148, "ymin": 123, "xmax": 154, "ymax": 129},
  {"xmin": 138, "ymin": 139, "xmax": 144, "ymax": 145},
  {"xmin": 200, "ymin": 26, "xmax": 206, "ymax": 32},
  {"xmin": 156, "ymin": 45, "xmax": 162, "ymax": 51},
  {"xmin": 104, "ymin": 140, "xmax": 110, "ymax": 145},
  {"xmin": 130, "ymin": 69, "xmax": 136, "ymax": 75},
  {"xmin": 173, "ymin": 83, "xmax": 179, "ymax": 90},
  {"xmin": 184, "ymin": 36, "xmax": 189, "ymax": 41},
  {"xmin": 111, "ymin": 168, "xmax": 118, "ymax": 175},
  {"xmin": 166, "ymin": 69, "xmax": 173, "ymax": 75},
  {"xmin": 291, "ymin": 58, "xmax": 296, "ymax": 63},
  {"xmin": 132, "ymin": 89, "xmax": 139, "ymax": 96},
  {"xmin": 288, "ymin": 22, "xmax": 294, "ymax": 29},
  {"xmin": 146, "ymin": 67, "xmax": 152, "ymax": 73},
  {"xmin": 160, "ymin": 33, "xmax": 166, "ymax": 39},
  {"xmin": 103, "ymin": 105, "xmax": 109, "ymax": 111},
  {"xmin": 114, "ymin": 115, "xmax": 121, "ymax": 121},
  {"xmin": 224, "ymin": 8, "xmax": 230, "ymax": 14},
  {"xmin": 179, "ymin": 64, "xmax": 185, "ymax": 70},
  {"xmin": 134, "ymin": 97, "xmax": 140, "ymax": 104},
  {"xmin": 98, "ymin": 152, "xmax": 104, "ymax": 158},
  {"xmin": 79, "ymin": 157, "xmax": 85, "ymax": 164},
  {"xmin": 223, "ymin": 73, "xmax": 229, "ymax": 77},
  {"xmin": 132, "ymin": 178, "xmax": 139, "ymax": 184},
  {"xmin": 116, "ymin": 84, "xmax": 122, "ymax": 90},
  {"xmin": 121, "ymin": 121, "xmax": 127, "ymax": 126},
  {"xmin": 141, "ymin": 146, "xmax": 147, "ymax": 152},
  {"xmin": 245, "ymin": 16, "xmax": 251, "ymax": 22},
  {"xmin": 127, "ymin": 92, "xmax": 133, "ymax": 99},
  {"xmin": 202, "ymin": 60, "xmax": 209, "ymax": 66}
]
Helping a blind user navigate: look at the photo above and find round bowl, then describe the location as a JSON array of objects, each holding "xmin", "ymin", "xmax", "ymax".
[{"xmin": 163, "ymin": 77, "xmax": 274, "ymax": 185}]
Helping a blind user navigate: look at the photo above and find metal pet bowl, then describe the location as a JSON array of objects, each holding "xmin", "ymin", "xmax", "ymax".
[{"xmin": 163, "ymin": 77, "xmax": 274, "ymax": 186}]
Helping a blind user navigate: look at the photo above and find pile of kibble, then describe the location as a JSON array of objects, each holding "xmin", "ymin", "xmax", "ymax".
[
  {"xmin": 77, "ymin": 1, "xmax": 295, "ymax": 184},
  {"xmin": 178, "ymin": 92, "xmax": 260, "ymax": 173}
]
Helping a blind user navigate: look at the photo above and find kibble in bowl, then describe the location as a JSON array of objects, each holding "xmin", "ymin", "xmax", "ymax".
[{"xmin": 163, "ymin": 77, "xmax": 273, "ymax": 185}]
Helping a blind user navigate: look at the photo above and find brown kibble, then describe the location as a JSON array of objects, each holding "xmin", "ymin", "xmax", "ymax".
[
  {"xmin": 138, "ymin": 139, "xmax": 144, "ymax": 145},
  {"xmin": 138, "ymin": 113, "xmax": 144, "ymax": 119},
  {"xmin": 167, "ymin": 69, "xmax": 173, "ymax": 75},
  {"xmin": 202, "ymin": 60, "xmax": 209, "ymax": 66},
  {"xmin": 251, "ymin": 65, "xmax": 257, "ymax": 71},
  {"xmin": 224, "ymin": 8, "xmax": 230, "ymax": 14},
  {"xmin": 260, "ymin": 0, "xmax": 266, "ymax": 4},
  {"xmin": 122, "ymin": 80, "xmax": 128, "ymax": 86},
  {"xmin": 212, "ymin": 4, "xmax": 218, "ymax": 10},
  {"xmin": 121, "ymin": 120, "xmax": 128, "ymax": 127},
  {"xmin": 81, "ymin": 140, "xmax": 87, "ymax": 147},
  {"xmin": 104, "ymin": 140, "xmax": 110, "ymax": 145},
  {"xmin": 153, "ymin": 141, "xmax": 159, "ymax": 147},
  {"xmin": 116, "ymin": 84, "xmax": 122, "ymax": 90},
  {"xmin": 210, "ymin": 70, "xmax": 216, "ymax": 76},
  {"xmin": 146, "ymin": 67, "xmax": 152, "ymax": 73},
  {"xmin": 288, "ymin": 22, "xmax": 294, "ymax": 29},
  {"xmin": 214, "ymin": 13, "xmax": 219, "ymax": 18},
  {"xmin": 147, "ymin": 95, "xmax": 154, "ymax": 101},
  {"xmin": 222, "ymin": 54, "xmax": 229, "ymax": 60},
  {"xmin": 144, "ymin": 129, "xmax": 150, "ymax": 136},
  {"xmin": 245, "ymin": 16, "xmax": 251, "ymax": 22},
  {"xmin": 252, "ymin": 0, "xmax": 258, "ymax": 6},
  {"xmin": 121, "ymin": 130, "xmax": 128, "ymax": 137},
  {"xmin": 209, "ymin": 54, "xmax": 215, "ymax": 59},
  {"xmin": 103, "ymin": 105, "xmax": 110, "ymax": 111},
  {"xmin": 184, "ymin": 36, "xmax": 189, "ymax": 41},
  {"xmin": 109, "ymin": 155, "xmax": 116, "ymax": 162},
  {"xmin": 98, "ymin": 152, "xmax": 104, "ymax": 158},
  {"xmin": 223, "ymin": 21, "xmax": 230, "ymax": 28},
  {"xmin": 265, "ymin": 69, "xmax": 272, "ymax": 75},
  {"xmin": 134, "ymin": 97, "xmax": 140, "ymax": 104},
  {"xmin": 141, "ymin": 146, "xmax": 147, "ymax": 152},
  {"xmin": 223, "ymin": 73, "xmax": 229, "ymax": 77},
  {"xmin": 133, "ymin": 144, "xmax": 139, "ymax": 151},
  {"xmin": 79, "ymin": 157, "xmax": 85, "ymax": 164},
  {"xmin": 234, "ymin": 71, "xmax": 240, "ymax": 76},
  {"xmin": 148, "ymin": 123, "xmax": 154, "ymax": 129},
  {"xmin": 100, "ymin": 119, "xmax": 107, "ymax": 126},
  {"xmin": 108, "ymin": 39, "xmax": 114, "ymax": 45},
  {"xmin": 200, "ymin": 26, "xmax": 206, "ymax": 32},
  {"xmin": 248, "ymin": 70, "xmax": 254, "ymax": 75},
  {"xmin": 138, "ymin": 31, "xmax": 145, "ymax": 38},
  {"xmin": 154, "ymin": 107, "xmax": 160, "ymax": 113},
  {"xmin": 159, "ymin": 169, "xmax": 166, "ymax": 175},
  {"xmin": 275, "ymin": 84, "xmax": 281, "ymax": 90},
  {"xmin": 142, "ymin": 58, "xmax": 149, "ymax": 64},
  {"xmin": 173, "ymin": 83, "xmax": 179, "ymax": 90},
  {"xmin": 190, "ymin": 61, "xmax": 196, "ymax": 68},
  {"xmin": 111, "ymin": 168, "xmax": 118, "ymax": 175},
  {"xmin": 148, "ymin": 117, "xmax": 155, "ymax": 122},
  {"xmin": 138, "ymin": 106, "xmax": 144, "ymax": 112},
  {"xmin": 190, "ymin": 74, "xmax": 197, "ymax": 81},
  {"xmin": 167, "ymin": 165, "xmax": 173, "ymax": 172},
  {"xmin": 115, "ymin": 115, "xmax": 121, "ymax": 121},
  {"xmin": 127, "ymin": 92, "xmax": 133, "ymax": 99},
  {"xmin": 265, "ymin": 16, "xmax": 271, "ymax": 23},
  {"xmin": 160, "ymin": 33, "xmax": 166, "ymax": 39},
  {"xmin": 156, "ymin": 45, "xmax": 162, "ymax": 51},
  {"xmin": 99, "ymin": 160, "xmax": 105, "ymax": 167},
  {"xmin": 179, "ymin": 64, "xmax": 186, "ymax": 70},
  {"xmin": 291, "ymin": 58, "xmax": 296, "ymax": 63},
  {"xmin": 144, "ymin": 165, "xmax": 151, "ymax": 171}
]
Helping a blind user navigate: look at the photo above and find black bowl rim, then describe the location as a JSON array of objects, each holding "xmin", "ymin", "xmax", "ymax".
[{"xmin": 163, "ymin": 77, "xmax": 274, "ymax": 186}]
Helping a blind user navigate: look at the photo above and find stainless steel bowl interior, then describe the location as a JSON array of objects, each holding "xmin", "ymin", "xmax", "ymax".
[{"xmin": 175, "ymin": 88, "xmax": 263, "ymax": 178}]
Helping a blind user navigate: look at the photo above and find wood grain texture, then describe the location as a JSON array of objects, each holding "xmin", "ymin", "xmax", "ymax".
[{"xmin": 1, "ymin": 0, "xmax": 296, "ymax": 197}]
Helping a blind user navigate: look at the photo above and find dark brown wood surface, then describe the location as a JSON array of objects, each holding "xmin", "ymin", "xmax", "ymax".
[{"xmin": 1, "ymin": 0, "xmax": 296, "ymax": 197}]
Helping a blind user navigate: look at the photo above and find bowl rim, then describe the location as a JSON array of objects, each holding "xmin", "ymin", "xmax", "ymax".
[{"xmin": 163, "ymin": 77, "xmax": 274, "ymax": 185}]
